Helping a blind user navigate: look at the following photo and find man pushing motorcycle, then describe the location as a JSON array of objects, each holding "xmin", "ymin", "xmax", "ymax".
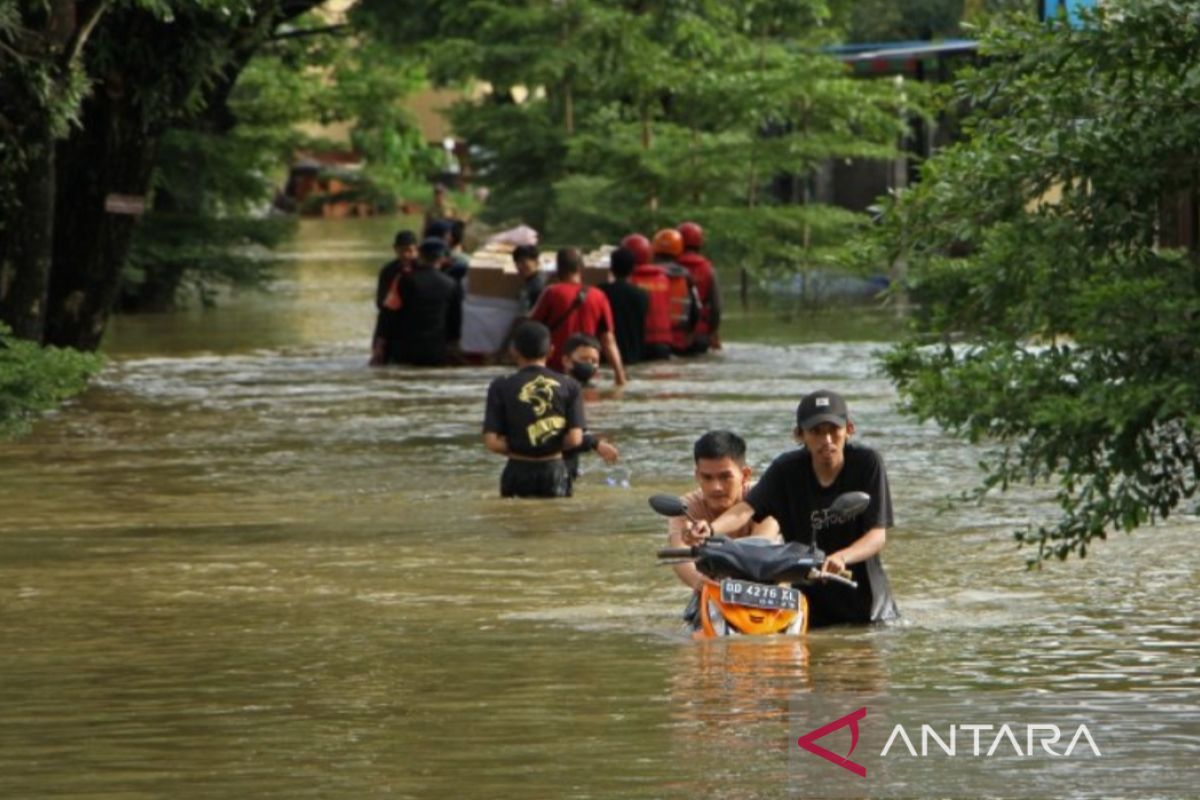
[{"xmin": 685, "ymin": 390, "xmax": 899, "ymax": 628}]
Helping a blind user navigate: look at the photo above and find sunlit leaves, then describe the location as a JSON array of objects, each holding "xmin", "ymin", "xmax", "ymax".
[{"xmin": 880, "ymin": 0, "xmax": 1200, "ymax": 562}]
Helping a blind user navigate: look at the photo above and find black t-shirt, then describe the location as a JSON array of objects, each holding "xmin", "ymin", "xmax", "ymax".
[
  {"xmin": 521, "ymin": 273, "xmax": 546, "ymax": 314},
  {"xmin": 374, "ymin": 259, "xmax": 409, "ymax": 341},
  {"xmin": 483, "ymin": 366, "xmax": 586, "ymax": 458},
  {"xmin": 393, "ymin": 265, "xmax": 463, "ymax": 365},
  {"xmin": 746, "ymin": 442, "xmax": 898, "ymax": 627},
  {"xmin": 599, "ymin": 280, "xmax": 648, "ymax": 365}
]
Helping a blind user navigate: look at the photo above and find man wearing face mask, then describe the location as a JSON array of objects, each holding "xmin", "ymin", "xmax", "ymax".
[{"xmin": 560, "ymin": 333, "xmax": 620, "ymax": 485}]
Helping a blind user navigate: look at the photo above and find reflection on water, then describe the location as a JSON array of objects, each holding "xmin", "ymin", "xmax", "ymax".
[{"xmin": 1, "ymin": 218, "xmax": 1197, "ymax": 797}]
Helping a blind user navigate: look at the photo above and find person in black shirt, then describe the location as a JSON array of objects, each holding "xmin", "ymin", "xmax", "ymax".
[
  {"xmin": 513, "ymin": 244, "xmax": 545, "ymax": 314},
  {"xmin": 598, "ymin": 246, "xmax": 649, "ymax": 366},
  {"xmin": 483, "ymin": 321, "xmax": 585, "ymax": 498},
  {"xmin": 371, "ymin": 229, "xmax": 418, "ymax": 366},
  {"xmin": 686, "ymin": 389, "xmax": 899, "ymax": 627},
  {"xmin": 390, "ymin": 238, "xmax": 464, "ymax": 366}
]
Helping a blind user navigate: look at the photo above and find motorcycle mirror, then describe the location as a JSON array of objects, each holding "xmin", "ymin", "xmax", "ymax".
[
  {"xmin": 829, "ymin": 491, "xmax": 871, "ymax": 519},
  {"xmin": 648, "ymin": 494, "xmax": 688, "ymax": 517}
]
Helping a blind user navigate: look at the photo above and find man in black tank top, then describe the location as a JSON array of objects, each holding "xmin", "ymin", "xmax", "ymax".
[{"xmin": 483, "ymin": 321, "xmax": 585, "ymax": 497}]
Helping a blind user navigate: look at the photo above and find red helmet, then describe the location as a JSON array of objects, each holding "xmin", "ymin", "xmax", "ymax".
[
  {"xmin": 678, "ymin": 221, "xmax": 703, "ymax": 249},
  {"xmin": 620, "ymin": 233, "xmax": 653, "ymax": 266},
  {"xmin": 651, "ymin": 228, "xmax": 684, "ymax": 258}
]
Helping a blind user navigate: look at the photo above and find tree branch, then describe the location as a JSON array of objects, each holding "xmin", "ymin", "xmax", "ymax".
[
  {"xmin": 62, "ymin": 0, "xmax": 110, "ymax": 67},
  {"xmin": 271, "ymin": 23, "xmax": 350, "ymax": 42}
]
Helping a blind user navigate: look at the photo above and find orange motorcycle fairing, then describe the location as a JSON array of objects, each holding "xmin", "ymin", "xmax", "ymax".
[{"xmin": 695, "ymin": 581, "xmax": 808, "ymax": 639}]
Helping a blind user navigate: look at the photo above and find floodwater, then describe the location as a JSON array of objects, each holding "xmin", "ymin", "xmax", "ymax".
[{"xmin": 1, "ymin": 218, "xmax": 1197, "ymax": 798}]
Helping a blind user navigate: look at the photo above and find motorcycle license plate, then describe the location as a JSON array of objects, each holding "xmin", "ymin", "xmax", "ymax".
[{"xmin": 719, "ymin": 579, "xmax": 799, "ymax": 611}]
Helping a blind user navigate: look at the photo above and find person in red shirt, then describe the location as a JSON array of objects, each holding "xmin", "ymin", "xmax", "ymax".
[
  {"xmin": 675, "ymin": 221, "xmax": 722, "ymax": 353},
  {"xmin": 529, "ymin": 248, "xmax": 628, "ymax": 385},
  {"xmin": 622, "ymin": 233, "xmax": 673, "ymax": 361}
]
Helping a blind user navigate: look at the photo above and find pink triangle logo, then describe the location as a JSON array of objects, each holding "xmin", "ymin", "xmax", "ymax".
[{"xmin": 796, "ymin": 707, "xmax": 868, "ymax": 777}]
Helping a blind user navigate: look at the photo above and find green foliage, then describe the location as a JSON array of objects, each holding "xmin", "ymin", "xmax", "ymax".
[
  {"xmin": 0, "ymin": 323, "xmax": 102, "ymax": 439},
  {"xmin": 357, "ymin": 0, "xmax": 918, "ymax": 284},
  {"xmin": 327, "ymin": 38, "xmax": 439, "ymax": 197},
  {"xmin": 878, "ymin": 0, "xmax": 1200, "ymax": 562},
  {"xmin": 121, "ymin": 9, "xmax": 343, "ymax": 310}
]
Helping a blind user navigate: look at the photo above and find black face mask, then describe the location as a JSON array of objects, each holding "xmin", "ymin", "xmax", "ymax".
[{"xmin": 569, "ymin": 362, "xmax": 598, "ymax": 384}]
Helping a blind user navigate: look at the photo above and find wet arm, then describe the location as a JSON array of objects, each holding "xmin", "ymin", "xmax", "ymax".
[
  {"xmin": 687, "ymin": 500, "xmax": 757, "ymax": 544},
  {"xmin": 824, "ymin": 527, "xmax": 887, "ymax": 573},
  {"xmin": 600, "ymin": 331, "xmax": 627, "ymax": 385},
  {"xmin": 483, "ymin": 432, "xmax": 509, "ymax": 456},
  {"xmin": 668, "ymin": 518, "xmax": 705, "ymax": 591},
  {"xmin": 749, "ymin": 514, "xmax": 782, "ymax": 543},
  {"xmin": 562, "ymin": 427, "xmax": 583, "ymax": 451}
]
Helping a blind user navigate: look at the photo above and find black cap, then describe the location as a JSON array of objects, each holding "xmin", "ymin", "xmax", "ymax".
[
  {"xmin": 419, "ymin": 237, "xmax": 447, "ymax": 260},
  {"xmin": 796, "ymin": 389, "xmax": 849, "ymax": 431}
]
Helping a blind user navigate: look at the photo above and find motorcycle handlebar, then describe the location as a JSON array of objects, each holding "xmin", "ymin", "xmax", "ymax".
[{"xmin": 656, "ymin": 547, "xmax": 695, "ymax": 559}]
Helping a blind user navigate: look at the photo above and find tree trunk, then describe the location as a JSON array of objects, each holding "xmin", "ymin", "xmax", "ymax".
[
  {"xmin": 44, "ymin": 89, "xmax": 157, "ymax": 350},
  {"xmin": 0, "ymin": 124, "xmax": 56, "ymax": 343}
]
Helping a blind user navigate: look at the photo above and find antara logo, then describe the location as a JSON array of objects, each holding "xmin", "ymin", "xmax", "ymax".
[
  {"xmin": 797, "ymin": 707, "xmax": 868, "ymax": 777},
  {"xmin": 881, "ymin": 723, "xmax": 1102, "ymax": 758},
  {"xmin": 797, "ymin": 709, "xmax": 1103, "ymax": 776}
]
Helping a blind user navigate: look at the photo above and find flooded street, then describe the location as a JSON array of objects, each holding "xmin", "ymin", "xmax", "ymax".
[{"xmin": 2, "ymin": 219, "xmax": 1197, "ymax": 798}]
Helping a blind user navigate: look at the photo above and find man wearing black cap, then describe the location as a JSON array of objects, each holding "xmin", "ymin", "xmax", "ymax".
[
  {"xmin": 387, "ymin": 237, "xmax": 463, "ymax": 366},
  {"xmin": 686, "ymin": 389, "xmax": 898, "ymax": 627}
]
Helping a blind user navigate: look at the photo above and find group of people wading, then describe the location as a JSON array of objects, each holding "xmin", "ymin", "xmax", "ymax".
[
  {"xmin": 368, "ymin": 220, "xmax": 896, "ymax": 629},
  {"xmin": 369, "ymin": 220, "xmax": 722, "ymax": 377}
]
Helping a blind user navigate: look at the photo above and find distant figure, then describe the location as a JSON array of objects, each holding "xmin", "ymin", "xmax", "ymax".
[
  {"xmin": 529, "ymin": 248, "xmax": 628, "ymax": 385},
  {"xmin": 598, "ymin": 246, "xmax": 649, "ymax": 366},
  {"xmin": 424, "ymin": 183, "xmax": 456, "ymax": 230},
  {"xmin": 483, "ymin": 321, "xmax": 585, "ymax": 498},
  {"xmin": 390, "ymin": 237, "xmax": 463, "ymax": 366},
  {"xmin": 512, "ymin": 244, "xmax": 545, "ymax": 314},
  {"xmin": 445, "ymin": 219, "xmax": 470, "ymax": 283},
  {"xmin": 651, "ymin": 228, "xmax": 700, "ymax": 356},
  {"xmin": 371, "ymin": 229, "xmax": 418, "ymax": 366},
  {"xmin": 675, "ymin": 221, "xmax": 721, "ymax": 353},
  {"xmin": 623, "ymin": 232, "xmax": 673, "ymax": 361},
  {"xmin": 559, "ymin": 333, "xmax": 620, "ymax": 485}
]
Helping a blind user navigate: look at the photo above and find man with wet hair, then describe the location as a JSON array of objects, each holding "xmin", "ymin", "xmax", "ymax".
[
  {"xmin": 483, "ymin": 320, "xmax": 585, "ymax": 498},
  {"xmin": 667, "ymin": 430, "xmax": 780, "ymax": 592},
  {"xmin": 686, "ymin": 391, "xmax": 898, "ymax": 627}
]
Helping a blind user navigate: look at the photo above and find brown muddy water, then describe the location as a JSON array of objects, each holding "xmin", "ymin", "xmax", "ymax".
[{"xmin": 1, "ymin": 218, "xmax": 1197, "ymax": 799}]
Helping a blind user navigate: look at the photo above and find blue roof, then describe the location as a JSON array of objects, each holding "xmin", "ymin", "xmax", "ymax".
[{"xmin": 827, "ymin": 39, "xmax": 978, "ymax": 62}]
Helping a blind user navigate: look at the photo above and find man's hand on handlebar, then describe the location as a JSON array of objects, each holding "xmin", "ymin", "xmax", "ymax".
[
  {"xmin": 821, "ymin": 552, "xmax": 847, "ymax": 576},
  {"xmin": 683, "ymin": 519, "xmax": 712, "ymax": 546}
]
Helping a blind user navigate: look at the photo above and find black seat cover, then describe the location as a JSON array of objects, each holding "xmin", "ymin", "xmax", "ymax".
[{"xmin": 693, "ymin": 538, "xmax": 824, "ymax": 584}]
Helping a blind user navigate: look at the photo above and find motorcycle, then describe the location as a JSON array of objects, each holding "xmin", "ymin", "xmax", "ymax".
[{"xmin": 650, "ymin": 492, "xmax": 868, "ymax": 638}]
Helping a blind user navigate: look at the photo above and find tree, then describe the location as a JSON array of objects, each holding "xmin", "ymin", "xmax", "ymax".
[
  {"xmin": 877, "ymin": 0, "xmax": 1200, "ymax": 562},
  {"xmin": 356, "ymin": 0, "xmax": 916, "ymax": 285},
  {"xmin": 0, "ymin": 0, "xmax": 108, "ymax": 343},
  {"xmin": 0, "ymin": 1, "xmax": 327, "ymax": 350}
]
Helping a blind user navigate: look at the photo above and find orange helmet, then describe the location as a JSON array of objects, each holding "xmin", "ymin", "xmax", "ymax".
[
  {"xmin": 620, "ymin": 233, "xmax": 653, "ymax": 266},
  {"xmin": 652, "ymin": 228, "xmax": 684, "ymax": 258},
  {"xmin": 678, "ymin": 221, "xmax": 703, "ymax": 249}
]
